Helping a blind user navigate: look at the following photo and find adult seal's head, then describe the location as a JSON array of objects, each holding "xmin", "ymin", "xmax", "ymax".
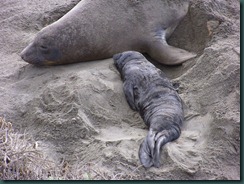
[
  {"xmin": 20, "ymin": 28, "xmax": 63, "ymax": 65},
  {"xmin": 21, "ymin": 0, "xmax": 196, "ymax": 66}
]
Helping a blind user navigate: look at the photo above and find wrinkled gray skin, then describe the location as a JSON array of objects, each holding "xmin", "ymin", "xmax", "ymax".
[
  {"xmin": 113, "ymin": 51, "xmax": 184, "ymax": 168},
  {"xmin": 20, "ymin": 0, "xmax": 196, "ymax": 66}
]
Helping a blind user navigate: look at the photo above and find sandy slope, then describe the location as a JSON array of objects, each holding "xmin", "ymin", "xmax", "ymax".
[{"xmin": 0, "ymin": 0, "xmax": 240, "ymax": 180}]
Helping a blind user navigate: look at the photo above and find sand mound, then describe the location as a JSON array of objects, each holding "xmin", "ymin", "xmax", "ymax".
[{"xmin": 0, "ymin": 0, "xmax": 240, "ymax": 180}]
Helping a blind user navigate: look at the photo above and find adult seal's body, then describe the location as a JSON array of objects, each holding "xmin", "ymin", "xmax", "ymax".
[
  {"xmin": 113, "ymin": 51, "xmax": 184, "ymax": 168},
  {"xmin": 20, "ymin": 0, "xmax": 196, "ymax": 66}
]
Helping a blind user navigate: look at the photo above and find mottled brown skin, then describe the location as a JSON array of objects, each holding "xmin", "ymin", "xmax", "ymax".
[
  {"xmin": 113, "ymin": 51, "xmax": 184, "ymax": 168},
  {"xmin": 20, "ymin": 0, "xmax": 196, "ymax": 66}
]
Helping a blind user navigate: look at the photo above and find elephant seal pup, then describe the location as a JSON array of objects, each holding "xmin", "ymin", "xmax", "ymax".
[
  {"xmin": 20, "ymin": 0, "xmax": 196, "ymax": 66},
  {"xmin": 113, "ymin": 51, "xmax": 184, "ymax": 168}
]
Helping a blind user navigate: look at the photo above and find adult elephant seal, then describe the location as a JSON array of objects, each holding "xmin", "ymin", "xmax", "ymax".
[
  {"xmin": 20, "ymin": 0, "xmax": 196, "ymax": 66},
  {"xmin": 113, "ymin": 51, "xmax": 184, "ymax": 168}
]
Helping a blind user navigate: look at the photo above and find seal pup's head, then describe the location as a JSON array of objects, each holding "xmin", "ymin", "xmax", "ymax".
[{"xmin": 113, "ymin": 51, "xmax": 145, "ymax": 73}]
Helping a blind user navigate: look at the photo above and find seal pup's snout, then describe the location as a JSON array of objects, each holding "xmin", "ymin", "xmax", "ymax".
[
  {"xmin": 113, "ymin": 52, "xmax": 133, "ymax": 63},
  {"xmin": 113, "ymin": 51, "xmax": 136, "ymax": 72},
  {"xmin": 113, "ymin": 53, "xmax": 123, "ymax": 72},
  {"xmin": 113, "ymin": 51, "xmax": 143, "ymax": 64},
  {"xmin": 113, "ymin": 53, "xmax": 122, "ymax": 61}
]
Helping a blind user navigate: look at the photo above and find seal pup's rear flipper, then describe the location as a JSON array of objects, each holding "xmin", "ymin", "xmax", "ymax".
[
  {"xmin": 152, "ymin": 127, "xmax": 181, "ymax": 168},
  {"xmin": 139, "ymin": 126, "xmax": 181, "ymax": 168},
  {"xmin": 139, "ymin": 137, "xmax": 153, "ymax": 168},
  {"xmin": 139, "ymin": 129, "xmax": 156, "ymax": 168}
]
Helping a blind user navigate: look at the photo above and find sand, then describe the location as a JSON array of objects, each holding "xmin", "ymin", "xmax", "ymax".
[{"xmin": 0, "ymin": 0, "xmax": 240, "ymax": 180}]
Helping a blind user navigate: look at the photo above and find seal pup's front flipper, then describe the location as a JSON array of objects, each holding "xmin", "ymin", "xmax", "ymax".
[{"xmin": 123, "ymin": 81, "xmax": 138, "ymax": 111}]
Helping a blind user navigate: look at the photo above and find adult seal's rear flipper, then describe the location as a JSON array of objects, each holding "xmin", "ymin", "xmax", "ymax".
[{"xmin": 148, "ymin": 40, "xmax": 197, "ymax": 65}]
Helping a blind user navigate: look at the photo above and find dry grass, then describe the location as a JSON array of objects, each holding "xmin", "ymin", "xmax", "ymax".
[
  {"xmin": 0, "ymin": 117, "xmax": 59, "ymax": 179},
  {"xmin": 0, "ymin": 117, "xmax": 141, "ymax": 180}
]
